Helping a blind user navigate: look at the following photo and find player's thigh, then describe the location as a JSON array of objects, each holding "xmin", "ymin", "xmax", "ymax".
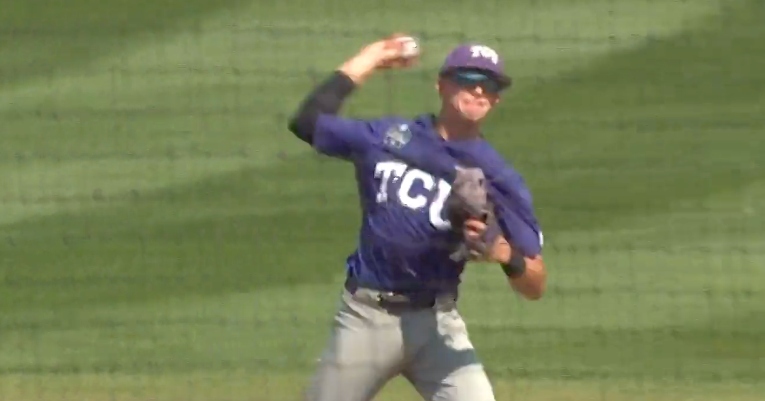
[
  {"xmin": 305, "ymin": 290, "xmax": 405, "ymax": 401},
  {"xmin": 305, "ymin": 360, "xmax": 396, "ymax": 401},
  {"xmin": 403, "ymin": 309, "xmax": 495, "ymax": 401},
  {"xmin": 408, "ymin": 366, "xmax": 495, "ymax": 401}
]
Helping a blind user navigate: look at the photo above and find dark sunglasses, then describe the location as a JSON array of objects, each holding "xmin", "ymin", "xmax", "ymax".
[{"xmin": 446, "ymin": 70, "xmax": 504, "ymax": 94}]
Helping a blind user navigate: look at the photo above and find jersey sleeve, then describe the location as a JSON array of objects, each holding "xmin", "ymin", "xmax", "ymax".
[
  {"xmin": 453, "ymin": 143, "xmax": 544, "ymax": 257},
  {"xmin": 312, "ymin": 114, "xmax": 380, "ymax": 159},
  {"xmin": 483, "ymin": 151, "xmax": 544, "ymax": 258},
  {"xmin": 489, "ymin": 183, "xmax": 543, "ymax": 257}
]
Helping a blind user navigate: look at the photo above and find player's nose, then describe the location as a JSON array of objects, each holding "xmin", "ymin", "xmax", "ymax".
[{"xmin": 468, "ymin": 85, "xmax": 491, "ymax": 100}]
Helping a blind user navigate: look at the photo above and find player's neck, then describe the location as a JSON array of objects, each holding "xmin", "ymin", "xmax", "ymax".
[{"xmin": 435, "ymin": 111, "xmax": 481, "ymax": 141}]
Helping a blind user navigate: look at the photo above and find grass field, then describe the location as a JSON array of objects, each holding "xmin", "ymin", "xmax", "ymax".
[{"xmin": 1, "ymin": 0, "xmax": 764, "ymax": 400}]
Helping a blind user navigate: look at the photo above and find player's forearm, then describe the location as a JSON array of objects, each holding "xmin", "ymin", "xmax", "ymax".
[
  {"xmin": 507, "ymin": 256, "xmax": 546, "ymax": 300},
  {"xmin": 496, "ymin": 238, "xmax": 547, "ymax": 300},
  {"xmin": 287, "ymin": 38, "xmax": 405, "ymax": 145},
  {"xmin": 287, "ymin": 71, "xmax": 357, "ymax": 144},
  {"xmin": 286, "ymin": 49, "xmax": 378, "ymax": 143},
  {"xmin": 337, "ymin": 53, "xmax": 380, "ymax": 85}
]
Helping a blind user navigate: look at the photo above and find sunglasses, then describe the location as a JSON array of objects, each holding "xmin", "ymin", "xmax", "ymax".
[{"xmin": 446, "ymin": 70, "xmax": 504, "ymax": 94}]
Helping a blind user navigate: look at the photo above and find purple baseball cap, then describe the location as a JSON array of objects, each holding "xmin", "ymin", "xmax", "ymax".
[{"xmin": 439, "ymin": 43, "xmax": 512, "ymax": 89}]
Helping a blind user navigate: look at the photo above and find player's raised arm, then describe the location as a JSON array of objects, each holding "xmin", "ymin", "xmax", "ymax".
[{"xmin": 286, "ymin": 35, "xmax": 419, "ymax": 158}]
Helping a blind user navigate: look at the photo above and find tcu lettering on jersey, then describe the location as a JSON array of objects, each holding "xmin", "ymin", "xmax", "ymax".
[{"xmin": 373, "ymin": 160, "xmax": 452, "ymax": 231}]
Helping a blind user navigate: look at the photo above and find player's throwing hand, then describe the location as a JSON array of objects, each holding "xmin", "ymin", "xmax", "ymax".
[{"xmin": 338, "ymin": 34, "xmax": 420, "ymax": 83}]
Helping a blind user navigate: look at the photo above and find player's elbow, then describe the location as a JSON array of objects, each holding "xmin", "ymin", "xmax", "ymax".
[{"xmin": 287, "ymin": 114, "xmax": 314, "ymax": 145}]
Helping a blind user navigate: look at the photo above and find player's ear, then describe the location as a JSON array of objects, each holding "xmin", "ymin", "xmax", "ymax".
[{"xmin": 436, "ymin": 81, "xmax": 447, "ymax": 99}]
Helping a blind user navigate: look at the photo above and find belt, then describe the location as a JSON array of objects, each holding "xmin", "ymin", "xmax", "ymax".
[{"xmin": 344, "ymin": 277, "xmax": 457, "ymax": 311}]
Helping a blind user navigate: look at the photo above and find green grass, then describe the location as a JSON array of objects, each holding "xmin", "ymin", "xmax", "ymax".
[{"xmin": 1, "ymin": 0, "xmax": 764, "ymax": 400}]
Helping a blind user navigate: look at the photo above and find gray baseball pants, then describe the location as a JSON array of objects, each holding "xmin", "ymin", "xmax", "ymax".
[{"xmin": 304, "ymin": 283, "xmax": 496, "ymax": 401}]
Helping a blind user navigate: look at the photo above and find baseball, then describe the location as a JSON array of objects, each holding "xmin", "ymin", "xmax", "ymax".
[
  {"xmin": 395, "ymin": 36, "xmax": 420, "ymax": 58},
  {"xmin": 378, "ymin": 35, "xmax": 419, "ymax": 69}
]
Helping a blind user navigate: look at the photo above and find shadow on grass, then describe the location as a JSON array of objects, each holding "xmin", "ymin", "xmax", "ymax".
[{"xmin": 0, "ymin": 0, "xmax": 250, "ymax": 85}]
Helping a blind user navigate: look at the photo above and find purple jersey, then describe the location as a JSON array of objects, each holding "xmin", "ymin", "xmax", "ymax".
[{"xmin": 312, "ymin": 113, "xmax": 543, "ymax": 292}]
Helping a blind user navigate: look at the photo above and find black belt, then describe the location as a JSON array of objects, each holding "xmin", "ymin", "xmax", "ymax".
[{"xmin": 344, "ymin": 277, "xmax": 454, "ymax": 310}]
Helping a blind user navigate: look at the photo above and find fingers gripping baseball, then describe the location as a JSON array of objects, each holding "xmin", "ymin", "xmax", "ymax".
[
  {"xmin": 375, "ymin": 34, "xmax": 420, "ymax": 69},
  {"xmin": 339, "ymin": 33, "xmax": 420, "ymax": 84}
]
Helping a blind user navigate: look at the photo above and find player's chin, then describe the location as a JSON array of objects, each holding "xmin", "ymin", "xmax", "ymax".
[
  {"xmin": 458, "ymin": 102, "xmax": 491, "ymax": 122},
  {"xmin": 460, "ymin": 109, "xmax": 490, "ymax": 122}
]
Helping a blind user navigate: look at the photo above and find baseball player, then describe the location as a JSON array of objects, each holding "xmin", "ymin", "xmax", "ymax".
[{"xmin": 287, "ymin": 34, "xmax": 547, "ymax": 401}]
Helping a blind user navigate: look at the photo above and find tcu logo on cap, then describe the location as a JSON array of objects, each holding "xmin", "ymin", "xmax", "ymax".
[{"xmin": 469, "ymin": 45, "xmax": 499, "ymax": 64}]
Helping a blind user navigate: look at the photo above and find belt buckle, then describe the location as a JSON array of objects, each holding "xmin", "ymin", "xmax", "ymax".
[
  {"xmin": 377, "ymin": 292, "xmax": 410, "ymax": 305},
  {"xmin": 377, "ymin": 291, "xmax": 437, "ymax": 309}
]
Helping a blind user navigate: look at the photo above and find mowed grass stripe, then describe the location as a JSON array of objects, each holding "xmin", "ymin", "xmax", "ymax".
[
  {"xmin": 2, "ymin": 373, "xmax": 765, "ymax": 401},
  {"xmin": 0, "ymin": 0, "xmax": 251, "ymax": 88}
]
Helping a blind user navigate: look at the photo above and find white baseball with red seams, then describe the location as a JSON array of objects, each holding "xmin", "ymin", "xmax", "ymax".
[{"xmin": 395, "ymin": 36, "xmax": 420, "ymax": 58}]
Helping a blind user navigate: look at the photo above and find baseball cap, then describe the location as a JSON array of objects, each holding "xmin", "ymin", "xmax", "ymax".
[{"xmin": 439, "ymin": 44, "xmax": 512, "ymax": 90}]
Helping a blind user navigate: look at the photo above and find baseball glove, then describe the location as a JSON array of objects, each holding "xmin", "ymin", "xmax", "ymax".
[{"xmin": 446, "ymin": 167, "xmax": 502, "ymax": 261}]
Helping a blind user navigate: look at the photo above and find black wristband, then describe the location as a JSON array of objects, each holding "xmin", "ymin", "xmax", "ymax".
[{"xmin": 501, "ymin": 249, "xmax": 526, "ymax": 278}]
